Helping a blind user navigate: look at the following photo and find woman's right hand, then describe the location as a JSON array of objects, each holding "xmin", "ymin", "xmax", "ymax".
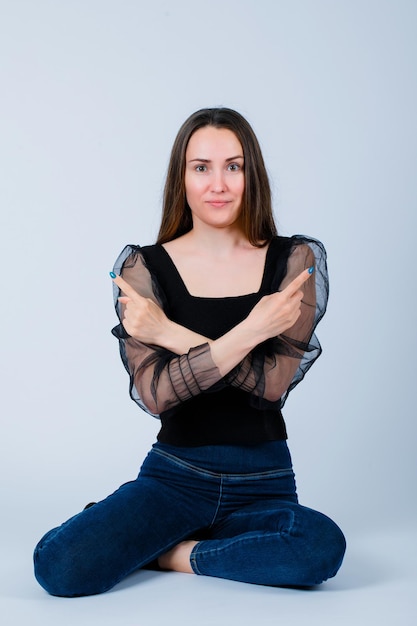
[
  {"xmin": 245, "ymin": 267, "xmax": 314, "ymax": 342},
  {"xmin": 111, "ymin": 272, "xmax": 210, "ymax": 353},
  {"xmin": 111, "ymin": 273, "xmax": 172, "ymax": 345}
]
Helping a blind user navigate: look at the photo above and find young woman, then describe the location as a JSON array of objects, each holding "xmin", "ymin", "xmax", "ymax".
[{"xmin": 34, "ymin": 107, "xmax": 346, "ymax": 597}]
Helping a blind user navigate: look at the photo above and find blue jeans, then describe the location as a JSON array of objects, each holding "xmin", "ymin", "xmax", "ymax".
[{"xmin": 34, "ymin": 441, "xmax": 346, "ymax": 596}]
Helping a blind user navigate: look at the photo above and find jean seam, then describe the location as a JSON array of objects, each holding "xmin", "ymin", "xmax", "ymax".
[
  {"xmin": 152, "ymin": 448, "xmax": 293, "ymax": 480},
  {"xmin": 190, "ymin": 543, "xmax": 202, "ymax": 575},
  {"xmin": 152, "ymin": 448, "xmax": 221, "ymax": 478},
  {"xmin": 208, "ymin": 474, "xmax": 223, "ymax": 528},
  {"xmin": 224, "ymin": 469, "xmax": 294, "ymax": 481},
  {"xmin": 191, "ymin": 525, "xmax": 294, "ymax": 575}
]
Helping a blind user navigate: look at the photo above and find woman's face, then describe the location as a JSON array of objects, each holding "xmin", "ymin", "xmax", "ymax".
[{"xmin": 184, "ymin": 126, "xmax": 245, "ymax": 231}]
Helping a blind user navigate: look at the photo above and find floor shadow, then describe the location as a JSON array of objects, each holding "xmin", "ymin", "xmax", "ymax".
[
  {"xmin": 320, "ymin": 546, "xmax": 405, "ymax": 592},
  {"xmin": 110, "ymin": 567, "xmax": 165, "ymax": 593},
  {"xmin": 110, "ymin": 545, "xmax": 404, "ymax": 595}
]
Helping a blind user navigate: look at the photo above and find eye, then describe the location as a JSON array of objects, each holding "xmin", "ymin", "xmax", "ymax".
[
  {"xmin": 195, "ymin": 164, "xmax": 207, "ymax": 172},
  {"xmin": 227, "ymin": 162, "xmax": 242, "ymax": 172}
]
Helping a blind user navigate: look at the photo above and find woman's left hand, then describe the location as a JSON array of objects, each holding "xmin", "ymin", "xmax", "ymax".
[{"xmin": 111, "ymin": 274, "xmax": 170, "ymax": 345}]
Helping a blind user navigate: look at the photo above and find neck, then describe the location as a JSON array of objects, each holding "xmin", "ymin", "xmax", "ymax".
[{"xmin": 184, "ymin": 223, "xmax": 250, "ymax": 256}]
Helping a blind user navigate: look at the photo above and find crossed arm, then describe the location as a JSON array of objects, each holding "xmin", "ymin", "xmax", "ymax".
[{"xmin": 112, "ymin": 244, "xmax": 317, "ymax": 414}]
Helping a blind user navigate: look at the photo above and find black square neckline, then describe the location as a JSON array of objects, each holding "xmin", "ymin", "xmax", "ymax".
[{"xmin": 157, "ymin": 240, "xmax": 277, "ymax": 301}]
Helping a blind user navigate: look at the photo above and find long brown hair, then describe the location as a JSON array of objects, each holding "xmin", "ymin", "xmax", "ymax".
[{"xmin": 157, "ymin": 107, "xmax": 277, "ymax": 247}]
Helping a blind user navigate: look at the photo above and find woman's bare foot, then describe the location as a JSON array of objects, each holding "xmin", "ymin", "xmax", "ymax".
[{"xmin": 158, "ymin": 540, "xmax": 199, "ymax": 574}]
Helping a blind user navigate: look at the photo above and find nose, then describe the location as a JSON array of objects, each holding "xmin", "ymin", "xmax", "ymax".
[{"xmin": 210, "ymin": 168, "xmax": 227, "ymax": 193}]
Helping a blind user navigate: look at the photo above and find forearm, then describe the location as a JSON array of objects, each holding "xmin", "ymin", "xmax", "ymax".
[
  {"xmin": 126, "ymin": 340, "xmax": 222, "ymax": 414},
  {"xmin": 209, "ymin": 320, "xmax": 261, "ymax": 377},
  {"xmin": 158, "ymin": 319, "xmax": 212, "ymax": 355},
  {"xmin": 128, "ymin": 320, "xmax": 259, "ymax": 414},
  {"xmin": 158, "ymin": 318, "xmax": 303, "ymax": 402},
  {"xmin": 157, "ymin": 316, "xmax": 262, "ymax": 377},
  {"xmin": 226, "ymin": 336, "xmax": 305, "ymax": 402}
]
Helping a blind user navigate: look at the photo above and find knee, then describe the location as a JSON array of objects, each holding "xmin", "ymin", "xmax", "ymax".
[
  {"xmin": 34, "ymin": 530, "xmax": 103, "ymax": 598},
  {"xmin": 34, "ymin": 531, "xmax": 78, "ymax": 597},
  {"xmin": 325, "ymin": 517, "xmax": 347, "ymax": 578},
  {"xmin": 298, "ymin": 509, "xmax": 346, "ymax": 586}
]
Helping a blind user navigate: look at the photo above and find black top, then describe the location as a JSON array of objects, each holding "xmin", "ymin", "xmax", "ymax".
[{"xmin": 111, "ymin": 235, "xmax": 329, "ymax": 446}]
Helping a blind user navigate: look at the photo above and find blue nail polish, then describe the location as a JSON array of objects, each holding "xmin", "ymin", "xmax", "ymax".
[
  {"xmin": 109, "ymin": 271, "xmax": 116, "ymax": 279},
  {"xmin": 308, "ymin": 266, "xmax": 315, "ymax": 274}
]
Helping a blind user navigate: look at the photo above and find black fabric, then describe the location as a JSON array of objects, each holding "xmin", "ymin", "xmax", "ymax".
[
  {"xmin": 111, "ymin": 235, "xmax": 329, "ymax": 446},
  {"xmin": 140, "ymin": 237, "xmax": 292, "ymax": 340}
]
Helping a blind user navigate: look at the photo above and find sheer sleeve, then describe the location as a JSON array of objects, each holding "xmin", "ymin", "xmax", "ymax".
[
  {"xmin": 111, "ymin": 245, "xmax": 223, "ymax": 417},
  {"xmin": 226, "ymin": 235, "xmax": 329, "ymax": 408}
]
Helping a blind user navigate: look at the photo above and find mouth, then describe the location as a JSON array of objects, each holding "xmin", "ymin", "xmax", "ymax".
[{"xmin": 206, "ymin": 201, "xmax": 231, "ymax": 208}]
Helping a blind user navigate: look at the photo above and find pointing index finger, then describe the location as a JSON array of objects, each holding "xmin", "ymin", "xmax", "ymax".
[
  {"xmin": 110, "ymin": 272, "xmax": 142, "ymax": 302},
  {"xmin": 282, "ymin": 266, "xmax": 315, "ymax": 296}
]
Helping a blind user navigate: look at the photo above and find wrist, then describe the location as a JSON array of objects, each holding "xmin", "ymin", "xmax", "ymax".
[
  {"xmin": 159, "ymin": 319, "xmax": 180, "ymax": 353},
  {"xmin": 238, "ymin": 316, "xmax": 268, "ymax": 347},
  {"xmin": 159, "ymin": 320, "xmax": 210, "ymax": 355},
  {"xmin": 210, "ymin": 320, "xmax": 260, "ymax": 377}
]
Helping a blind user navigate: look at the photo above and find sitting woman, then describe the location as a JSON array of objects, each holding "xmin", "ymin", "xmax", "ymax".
[{"xmin": 34, "ymin": 107, "xmax": 346, "ymax": 597}]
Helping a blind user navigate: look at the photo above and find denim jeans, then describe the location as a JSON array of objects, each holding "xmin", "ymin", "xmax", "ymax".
[{"xmin": 34, "ymin": 441, "xmax": 346, "ymax": 597}]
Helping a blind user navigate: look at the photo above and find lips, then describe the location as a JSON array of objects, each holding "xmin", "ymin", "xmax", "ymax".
[{"xmin": 206, "ymin": 200, "xmax": 231, "ymax": 208}]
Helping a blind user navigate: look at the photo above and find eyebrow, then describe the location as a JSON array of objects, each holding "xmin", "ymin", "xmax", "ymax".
[{"xmin": 188, "ymin": 155, "xmax": 244, "ymax": 163}]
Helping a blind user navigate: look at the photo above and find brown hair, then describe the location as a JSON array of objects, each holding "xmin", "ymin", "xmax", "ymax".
[{"xmin": 157, "ymin": 107, "xmax": 277, "ymax": 247}]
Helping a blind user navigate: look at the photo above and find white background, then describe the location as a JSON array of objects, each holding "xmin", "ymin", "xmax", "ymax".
[{"xmin": 0, "ymin": 1, "xmax": 416, "ymax": 624}]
